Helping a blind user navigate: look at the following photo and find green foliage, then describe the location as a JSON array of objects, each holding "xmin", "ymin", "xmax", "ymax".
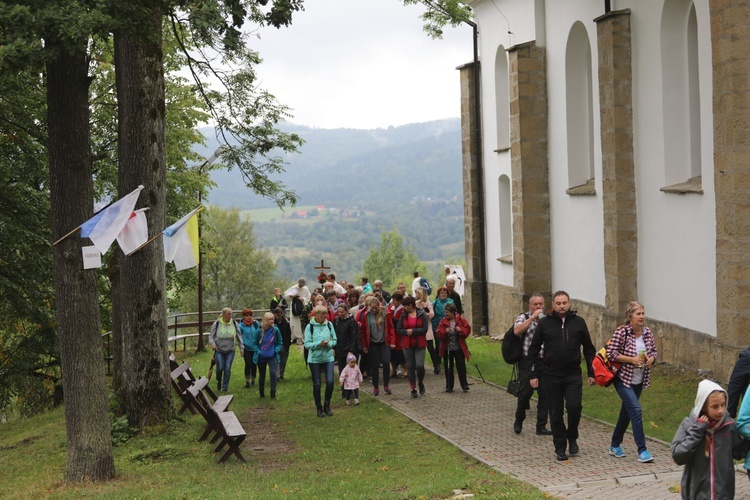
[
  {"xmin": 110, "ymin": 414, "xmax": 138, "ymax": 446},
  {"xmin": 362, "ymin": 230, "xmax": 423, "ymax": 291},
  {"xmin": 167, "ymin": 1, "xmax": 304, "ymax": 207},
  {"xmin": 404, "ymin": 0, "xmax": 474, "ymax": 39},
  {"xmin": 175, "ymin": 207, "xmax": 279, "ymax": 312}
]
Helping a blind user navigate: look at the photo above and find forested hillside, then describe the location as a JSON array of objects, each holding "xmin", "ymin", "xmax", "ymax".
[{"xmin": 204, "ymin": 119, "xmax": 466, "ymax": 282}]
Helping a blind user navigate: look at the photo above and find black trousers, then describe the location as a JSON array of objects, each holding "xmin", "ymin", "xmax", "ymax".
[
  {"xmin": 443, "ymin": 349, "xmax": 468, "ymax": 390},
  {"xmin": 543, "ymin": 372, "xmax": 583, "ymax": 454},
  {"xmin": 515, "ymin": 357, "xmax": 549, "ymax": 430}
]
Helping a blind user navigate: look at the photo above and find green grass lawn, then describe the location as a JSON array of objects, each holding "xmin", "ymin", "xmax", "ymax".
[{"xmin": 0, "ymin": 342, "xmax": 547, "ymax": 499}]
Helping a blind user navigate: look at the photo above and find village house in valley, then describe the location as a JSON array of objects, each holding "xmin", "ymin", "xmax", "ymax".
[{"xmin": 458, "ymin": 0, "xmax": 749, "ymax": 381}]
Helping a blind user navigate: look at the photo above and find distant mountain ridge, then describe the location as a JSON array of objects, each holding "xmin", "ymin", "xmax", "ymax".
[{"xmin": 204, "ymin": 118, "xmax": 463, "ymax": 210}]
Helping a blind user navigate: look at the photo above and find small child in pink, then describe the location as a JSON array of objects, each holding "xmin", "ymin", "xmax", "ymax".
[{"xmin": 339, "ymin": 353, "xmax": 363, "ymax": 405}]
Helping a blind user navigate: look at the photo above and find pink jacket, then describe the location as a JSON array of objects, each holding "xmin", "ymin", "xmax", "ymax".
[{"xmin": 339, "ymin": 364, "xmax": 363, "ymax": 390}]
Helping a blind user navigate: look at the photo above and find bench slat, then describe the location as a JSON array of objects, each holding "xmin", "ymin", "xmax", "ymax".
[
  {"xmin": 217, "ymin": 412, "xmax": 246, "ymax": 438},
  {"xmin": 213, "ymin": 395, "xmax": 233, "ymax": 413}
]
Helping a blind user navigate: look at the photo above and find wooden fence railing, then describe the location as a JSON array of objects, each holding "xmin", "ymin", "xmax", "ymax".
[{"xmin": 101, "ymin": 309, "xmax": 273, "ymax": 375}]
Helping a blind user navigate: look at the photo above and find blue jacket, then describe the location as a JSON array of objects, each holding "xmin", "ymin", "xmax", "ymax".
[
  {"xmin": 304, "ymin": 319, "xmax": 337, "ymax": 364},
  {"xmin": 252, "ymin": 325, "xmax": 283, "ymax": 364},
  {"xmin": 238, "ymin": 319, "xmax": 261, "ymax": 351}
]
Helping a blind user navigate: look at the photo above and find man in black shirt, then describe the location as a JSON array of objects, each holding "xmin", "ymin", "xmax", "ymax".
[
  {"xmin": 446, "ymin": 276, "xmax": 463, "ymax": 315},
  {"xmin": 528, "ymin": 290, "xmax": 596, "ymax": 461}
]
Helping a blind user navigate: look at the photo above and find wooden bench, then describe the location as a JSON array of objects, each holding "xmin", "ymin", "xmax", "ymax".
[
  {"xmin": 170, "ymin": 360, "xmax": 224, "ymax": 414},
  {"xmin": 187, "ymin": 378, "xmax": 246, "ymax": 463}
]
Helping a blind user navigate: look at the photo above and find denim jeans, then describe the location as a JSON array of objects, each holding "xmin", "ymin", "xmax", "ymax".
[
  {"xmin": 214, "ymin": 349, "xmax": 236, "ymax": 391},
  {"xmin": 310, "ymin": 361, "xmax": 335, "ymax": 409},
  {"xmin": 612, "ymin": 377, "xmax": 646, "ymax": 453},
  {"xmin": 257, "ymin": 357, "xmax": 279, "ymax": 396}
]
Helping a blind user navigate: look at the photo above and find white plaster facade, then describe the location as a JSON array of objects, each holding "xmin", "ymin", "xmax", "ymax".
[{"xmin": 465, "ymin": 0, "xmax": 717, "ymax": 336}]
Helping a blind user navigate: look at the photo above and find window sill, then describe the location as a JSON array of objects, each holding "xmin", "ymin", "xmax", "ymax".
[
  {"xmin": 660, "ymin": 176, "xmax": 703, "ymax": 194},
  {"xmin": 566, "ymin": 178, "xmax": 596, "ymax": 196},
  {"xmin": 494, "ymin": 146, "xmax": 511, "ymax": 153},
  {"xmin": 497, "ymin": 255, "xmax": 513, "ymax": 264}
]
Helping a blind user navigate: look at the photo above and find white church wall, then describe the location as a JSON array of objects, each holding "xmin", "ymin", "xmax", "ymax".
[
  {"xmin": 470, "ymin": 0, "xmax": 716, "ymax": 335},
  {"xmin": 545, "ymin": 1, "xmax": 606, "ymax": 306},
  {"xmin": 627, "ymin": 0, "xmax": 717, "ymax": 335}
]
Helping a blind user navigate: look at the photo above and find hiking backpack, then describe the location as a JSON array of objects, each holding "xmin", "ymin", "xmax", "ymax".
[
  {"xmin": 419, "ymin": 277, "xmax": 433, "ymax": 296},
  {"xmin": 291, "ymin": 296, "xmax": 304, "ymax": 316},
  {"xmin": 501, "ymin": 313, "xmax": 528, "ymax": 364}
]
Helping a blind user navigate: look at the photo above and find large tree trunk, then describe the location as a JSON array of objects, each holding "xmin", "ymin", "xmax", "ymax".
[
  {"xmin": 114, "ymin": 8, "xmax": 175, "ymax": 427},
  {"xmin": 47, "ymin": 39, "xmax": 115, "ymax": 482}
]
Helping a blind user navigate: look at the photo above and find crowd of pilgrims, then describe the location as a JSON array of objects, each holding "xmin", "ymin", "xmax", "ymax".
[{"xmin": 209, "ymin": 271, "xmax": 467, "ymax": 418}]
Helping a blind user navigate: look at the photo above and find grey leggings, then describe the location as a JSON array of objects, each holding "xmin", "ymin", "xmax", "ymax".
[{"xmin": 403, "ymin": 347, "xmax": 426, "ymax": 390}]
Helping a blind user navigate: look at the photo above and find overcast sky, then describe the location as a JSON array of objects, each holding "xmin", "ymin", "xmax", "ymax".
[{"xmin": 249, "ymin": 0, "xmax": 475, "ymax": 130}]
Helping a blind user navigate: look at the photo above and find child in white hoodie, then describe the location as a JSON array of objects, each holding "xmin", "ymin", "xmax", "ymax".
[
  {"xmin": 339, "ymin": 353, "xmax": 363, "ymax": 406},
  {"xmin": 671, "ymin": 379, "xmax": 746, "ymax": 500}
]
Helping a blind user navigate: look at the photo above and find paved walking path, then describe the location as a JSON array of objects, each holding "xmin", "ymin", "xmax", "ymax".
[{"xmin": 363, "ymin": 369, "xmax": 750, "ymax": 499}]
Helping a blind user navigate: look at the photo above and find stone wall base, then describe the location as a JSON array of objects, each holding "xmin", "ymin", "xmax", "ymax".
[{"xmin": 485, "ymin": 283, "xmax": 739, "ymax": 383}]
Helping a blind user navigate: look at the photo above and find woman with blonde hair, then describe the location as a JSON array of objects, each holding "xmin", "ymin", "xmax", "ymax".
[
  {"xmin": 606, "ymin": 301, "xmax": 658, "ymax": 463},
  {"xmin": 357, "ymin": 296, "xmax": 396, "ymax": 396},
  {"xmin": 305, "ymin": 305, "xmax": 338, "ymax": 417},
  {"xmin": 252, "ymin": 312, "xmax": 282, "ymax": 399}
]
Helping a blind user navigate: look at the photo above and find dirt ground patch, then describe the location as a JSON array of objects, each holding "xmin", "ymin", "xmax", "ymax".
[{"xmin": 238, "ymin": 406, "xmax": 298, "ymax": 472}]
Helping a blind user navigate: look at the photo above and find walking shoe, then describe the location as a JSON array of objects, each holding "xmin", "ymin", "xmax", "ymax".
[
  {"xmin": 411, "ymin": 389, "xmax": 418, "ymax": 398},
  {"xmin": 536, "ymin": 427, "xmax": 553, "ymax": 436},
  {"xmin": 384, "ymin": 386, "xmax": 392, "ymax": 395},
  {"xmin": 461, "ymin": 386, "xmax": 470, "ymax": 392},
  {"xmin": 324, "ymin": 403, "xmax": 334, "ymax": 417},
  {"xmin": 245, "ymin": 381, "xmax": 251, "ymax": 388},
  {"xmin": 418, "ymin": 383, "xmax": 425, "ymax": 395},
  {"xmin": 513, "ymin": 421, "xmax": 522, "ymax": 434},
  {"xmin": 354, "ymin": 399, "xmax": 360, "ymax": 405},
  {"xmin": 372, "ymin": 387, "xmax": 380, "ymax": 396},
  {"xmin": 568, "ymin": 440, "xmax": 579, "ymax": 455},
  {"xmin": 346, "ymin": 400, "xmax": 352, "ymax": 406},
  {"xmin": 270, "ymin": 391, "xmax": 276, "ymax": 399},
  {"xmin": 609, "ymin": 446, "xmax": 626, "ymax": 458},
  {"xmin": 637, "ymin": 450, "xmax": 654, "ymax": 463},
  {"xmin": 556, "ymin": 451, "xmax": 568, "ymax": 461},
  {"xmin": 445, "ymin": 387, "xmax": 454, "ymax": 393},
  {"xmin": 259, "ymin": 391, "xmax": 265, "ymax": 398},
  {"xmin": 316, "ymin": 407, "xmax": 325, "ymax": 418}
]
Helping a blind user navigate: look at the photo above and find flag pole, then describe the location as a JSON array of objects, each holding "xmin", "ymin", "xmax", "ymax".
[
  {"xmin": 52, "ymin": 199, "xmax": 117, "ymax": 246},
  {"xmin": 52, "ymin": 225, "xmax": 83, "ymax": 246},
  {"xmin": 126, "ymin": 206, "xmax": 204, "ymax": 256},
  {"xmin": 126, "ymin": 233, "xmax": 161, "ymax": 256}
]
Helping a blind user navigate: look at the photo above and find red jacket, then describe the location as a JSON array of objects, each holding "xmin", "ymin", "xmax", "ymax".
[
  {"xmin": 387, "ymin": 304, "xmax": 404, "ymax": 351},
  {"xmin": 310, "ymin": 308, "xmax": 335, "ymax": 323},
  {"xmin": 435, "ymin": 314, "xmax": 471, "ymax": 361},
  {"xmin": 357, "ymin": 308, "xmax": 396, "ymax": 348},
  {"xmin": 396, "ymin": 310, "xmax": 429, "ymax": 349}
]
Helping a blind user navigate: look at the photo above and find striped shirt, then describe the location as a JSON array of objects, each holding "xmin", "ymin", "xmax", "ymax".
[
  {"xmin": 606, "ymin": 324, "xmax": 657, "ymax": 388},
  {"xmin": 514, "ymin": 313, "xmax": 543, "ymax": 358}
]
